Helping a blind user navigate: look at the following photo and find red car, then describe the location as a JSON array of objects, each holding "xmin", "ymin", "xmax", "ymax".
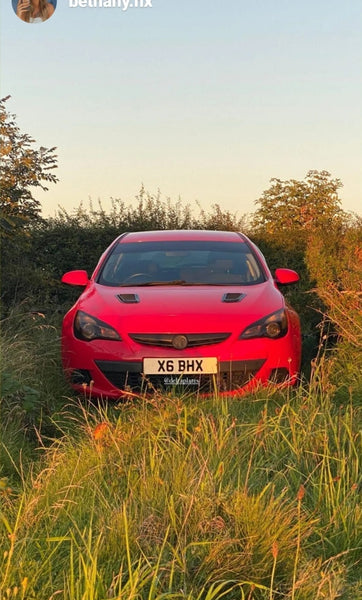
[{"xmin": 61, "ymin": 230, "xmax": 301, "ymax": 398}]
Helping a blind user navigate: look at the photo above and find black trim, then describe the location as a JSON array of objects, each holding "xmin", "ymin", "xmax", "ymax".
[
  {"xmin": 117, "ymin": 293, "xmax": 140, "ymax": 304},
  {"xmin": 222, "ymin": 292, "xmax": 246, "ymax": 303},
  {"xmin": 95, "ymin": 358, "xmax": 266, "ymax": 393},
  {"xmin": 96, "ymin": 360, "xmax": 142, "ymax": 373},
  {"xmin": 129, "ymin": 332, "xmax": 231, "ymax": 348}
]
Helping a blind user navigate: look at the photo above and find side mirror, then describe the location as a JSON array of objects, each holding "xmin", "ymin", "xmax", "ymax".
[
  {"xmin": 274, "ymin": 268, "xmax": 299, "ymax": 285},
  {"xmin": 61, "ymin": 270, "xmax": 89, "ymax": 286}
]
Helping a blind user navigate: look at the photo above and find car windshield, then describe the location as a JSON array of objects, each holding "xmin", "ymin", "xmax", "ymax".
[{"xmin": 97, "ymin": 240, "xmax": 265, "ymax": 287}]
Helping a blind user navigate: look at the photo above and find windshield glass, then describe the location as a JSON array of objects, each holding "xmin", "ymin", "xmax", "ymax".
[{"xmin": 97, "ymin": 240, "xmax": 265, "ymax": 286}]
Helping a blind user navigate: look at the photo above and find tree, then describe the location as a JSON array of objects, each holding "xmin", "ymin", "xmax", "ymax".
[
  {"xmin": 250, "ymin": 171, "xmax": 347, "ymax": 361},
  {"xmin": 0, "ymin": 96, "xmax": 58, "ymax": 233},
  {"xmin": 252, "ymin": 170, "xmax": 345, "ymax": 238}
]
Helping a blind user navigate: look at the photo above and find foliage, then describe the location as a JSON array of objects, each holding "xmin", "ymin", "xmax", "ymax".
[
  {"xmin": 0, "ymin": 365, "xmax": 360, "ymax": 598},
  {"xmin": 305, "ymin": 213, "xmax": 362, "ymax": 354},
  {"xmin": 252, "ymin": 170, "xmax": 345, "ymax": 240},
  {"xmin": 0, "ymin": 307, "xmax": 68, "ymax": 484},
  {"xmin": 251, "ymin": 171, "xmax": 361, "ymax": 362},
  {"xmin": 0, "ymin": 96, "xmax": 58, "ymax": 232},
  {"xmin": 0, "ymin": 96, "xmax": 59, "ymax": 312},
  {"xmin": 0, "ymin": 190, "xmax": 246, "ymax": 310}
]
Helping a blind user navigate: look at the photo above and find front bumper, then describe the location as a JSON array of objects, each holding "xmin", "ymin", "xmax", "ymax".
[
  {"xmin": 65, "ymin": 355, "xmax": 297, "ymax": 399},
  {"xmin": 62, "ymin": 315, "xmax": 300, "ymax": 398},
  {"xmin": 95, "ymin": 358, "xmax": 267, "ymax": 393}
]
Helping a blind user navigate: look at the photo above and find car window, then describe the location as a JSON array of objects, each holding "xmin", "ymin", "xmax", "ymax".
[{"xmin": 97, "ymin": 241, "xmax": 265, "ymax": 286}]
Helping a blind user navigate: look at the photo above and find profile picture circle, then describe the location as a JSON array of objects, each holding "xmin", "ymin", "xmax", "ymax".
[{"xmin": 13, "ymin": 0, "xmax": 56, "ymax": 23}]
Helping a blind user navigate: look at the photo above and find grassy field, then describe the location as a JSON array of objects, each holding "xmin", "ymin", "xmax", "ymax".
[{"xmin": 0, "ymin": 309, "xmax": 361, "ymax": 599}]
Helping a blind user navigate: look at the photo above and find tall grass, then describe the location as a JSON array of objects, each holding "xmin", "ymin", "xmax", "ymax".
[
  {"xmin": 0, "ymin": 313, "xmax": 361, "ymax": 599},
  {"xmin": 0, "ymin": 307, "xmax": 69, "ymax": 487}
]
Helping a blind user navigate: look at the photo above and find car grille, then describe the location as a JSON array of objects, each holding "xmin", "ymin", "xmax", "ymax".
[
  {"xmin": 129, "ymin": 333, "xmax": 230, "ymax": 348},
  {"xmin": 95, "ymin": 359, "xmax": 266, "ymax": 393}
]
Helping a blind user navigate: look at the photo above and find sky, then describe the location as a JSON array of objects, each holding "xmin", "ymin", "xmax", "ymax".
[{"xmin": 1, "ymin": 0, "xmax": 361, "ymax": 219}]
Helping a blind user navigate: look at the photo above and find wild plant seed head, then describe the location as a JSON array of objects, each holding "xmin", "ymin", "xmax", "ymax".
[
  {"xmin": 271, "ymin": 540, "xmax": 279, "ymax": 559},
  {"xmin": 297, "ymin": 484, "xmax": 305, "ymax": 502}
]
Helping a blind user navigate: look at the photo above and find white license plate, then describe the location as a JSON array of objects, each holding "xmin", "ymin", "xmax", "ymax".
[{"xmin": 143, "ymin": 357, "xmax": 217, "ymax": 375}]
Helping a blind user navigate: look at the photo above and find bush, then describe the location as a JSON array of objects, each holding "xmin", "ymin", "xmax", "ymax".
[{"xmin": 1, "ymin": 190, "xmax": 246, "ymax": 311}]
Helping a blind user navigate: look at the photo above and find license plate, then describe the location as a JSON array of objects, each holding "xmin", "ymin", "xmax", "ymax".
[{"xmin": 143, "ymin": 357, "xmax": 217, "ymax": 375}]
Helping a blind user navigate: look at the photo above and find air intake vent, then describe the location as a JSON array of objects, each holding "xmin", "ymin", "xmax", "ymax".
[
  {"xmin": 222, "ymin": 292, "xmax": 246, "ymax": 303},
  {"xmin": 117, "ymin": 293, "xmax": 140, "ymax": 304}
]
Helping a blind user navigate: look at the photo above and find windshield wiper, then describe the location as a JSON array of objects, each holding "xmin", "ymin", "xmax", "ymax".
[
  {"xmin": 120, "ymin": 280, "xmax": 189, "ymax": 287},
  {"xmin": 119, "ymin": 280, "xmax": 229, "ymax": 287}
]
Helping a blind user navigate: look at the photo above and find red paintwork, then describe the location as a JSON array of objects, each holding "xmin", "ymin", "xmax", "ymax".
[
  {"xmin": 61, "ymin": 270, "xmax": 89, "ymax": 286},
  {"xmin": 274, "ymin": 268, "xmax": 300, "ymax": 285},
  {"xmin": 61, "ymin": 230, "xmax": 301, "ymax": 398}
]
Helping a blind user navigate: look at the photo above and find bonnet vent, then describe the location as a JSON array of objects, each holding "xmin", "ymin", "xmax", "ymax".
[
  {"xmin": 222, "ymin": 292, "xmax": 246, "ymax": 303},
  {"xmin": 117, "ymin": 293, "xmax": 140, "ymax": 304}
]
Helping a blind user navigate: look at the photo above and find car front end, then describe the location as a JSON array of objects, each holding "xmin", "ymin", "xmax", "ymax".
[{"xmin": 62, "ymin": 280, "xmax": 301, "ymax": 399}]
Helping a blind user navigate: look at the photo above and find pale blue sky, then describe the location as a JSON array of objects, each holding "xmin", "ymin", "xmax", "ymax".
[{"xmin": 1, "ymin": 0, "xmax": 361, "ymax": 217}]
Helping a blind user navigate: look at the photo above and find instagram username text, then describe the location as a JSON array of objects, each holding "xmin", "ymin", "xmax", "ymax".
[{"xmin": 69, "ymin": 0, "xmax": 153, "ymax": 9}]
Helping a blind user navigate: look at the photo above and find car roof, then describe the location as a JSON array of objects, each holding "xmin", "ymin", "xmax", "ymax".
[{"xmin": 119, "ymin": 230, "xmax": 247, "ymax": 243}]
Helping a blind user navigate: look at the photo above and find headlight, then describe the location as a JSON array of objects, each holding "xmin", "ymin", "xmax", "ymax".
[
  {"xmin": 74, "ymin": 311, "xmax": 121, "ymax": 341},
  {"xmin": 240, "ymin": 309, "xmax": 288, "ymax": 340}
]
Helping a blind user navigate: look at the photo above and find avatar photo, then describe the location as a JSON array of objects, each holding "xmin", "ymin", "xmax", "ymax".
[{"xmin": 14, "ymin": 0, "xmax": 56, "ymax": 23}]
